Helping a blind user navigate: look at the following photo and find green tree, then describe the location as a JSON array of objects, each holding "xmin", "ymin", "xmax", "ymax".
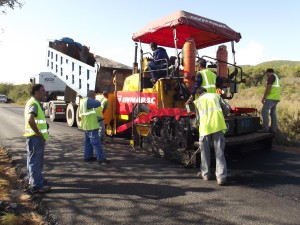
[
  {"xmin": 293, "ymin": 66, "xmax": 300, "ymax": 78},
  {"xmin": 0, "ymin": 0, "xmax": 22, "ymax": 14}
]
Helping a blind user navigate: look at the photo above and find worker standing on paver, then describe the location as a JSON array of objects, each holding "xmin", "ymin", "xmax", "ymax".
[
  {"xmin": 260, "ymin": 68, "xmax": 281, "ymax": 133},
  {"xmin": 188, "ymin": 58, "xmax": 223, "ymax": 102}
]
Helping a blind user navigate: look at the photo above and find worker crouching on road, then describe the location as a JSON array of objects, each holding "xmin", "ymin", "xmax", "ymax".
[
  {"xmin": 24, "ymin": 84, "xmax": 51, "ymax": 193},
  {"xmin": 79, "ymin": 90, "xmax": 110, "ymax": 165},
  {"xmin": 193, "ymin": 87, "xmax": 228, "ymax": 186}
]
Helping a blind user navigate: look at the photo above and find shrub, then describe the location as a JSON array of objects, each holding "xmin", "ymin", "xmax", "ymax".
[
  {"xmin": 276, "ymin": 109, "xmax": 300, "ymax": 146},
  {"xmin": 0, "ymin": 83, "xmax": 14, "ymax": 96},
  {"xmin": 6, "ymin": 84, "xmax": 31, "ymax": 105},
  {"xmin": 238, "ymin": 83, "xmax": 246, "ymax": 90}
]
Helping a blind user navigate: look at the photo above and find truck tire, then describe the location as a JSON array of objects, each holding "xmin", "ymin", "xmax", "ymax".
[
  {"xmin": 76, "ymin": 106, "xmax": 81, "ymax": 129},
  {"xmin": 66, "ymin": 103, "xmax": 78, "ymax": 127},
  {"xmin": 43, "ymin": 102, "xmax": 50, "ymax": 118},
  {"xmin": 49, "ymin": 103, "xmax": 57, "ymax": 122}
]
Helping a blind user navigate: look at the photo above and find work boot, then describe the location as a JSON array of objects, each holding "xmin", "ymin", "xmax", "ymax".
[
  {"xmin": 217, "ymin": 178, "xmax": 228, "ymax": 186},
  {"xmin": 84, "ymin": 156, "xmax": 97, "ymax": 162},
  {"xmin": 31, "ymin": 185, "xmax": 51, "ymax": 194},
  {"xmin": 98, "ymin": 158, "xmax": 110, "ymax": 165},
  {"xmin": 196, "ymin": 172, "xmax": 209, "ymax": 181}
]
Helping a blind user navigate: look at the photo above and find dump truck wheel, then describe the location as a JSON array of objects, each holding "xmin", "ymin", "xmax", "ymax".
[
  {"xmin": 76, "ymin": 106, "xmax": 81, "ymax": 128},
  {"xmin": 66, "ymin": 103, "xmax": 77, "ymax": 127}
]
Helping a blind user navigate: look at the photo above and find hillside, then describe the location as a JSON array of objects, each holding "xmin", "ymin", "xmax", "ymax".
[{"xmin": 256, "ymin": 60, "xmax": 300, "ymax": 67}]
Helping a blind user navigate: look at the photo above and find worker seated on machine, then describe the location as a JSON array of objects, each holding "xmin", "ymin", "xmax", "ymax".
[{"xmin": 147, "ymin": 42, "xmax": 169, "ymax": 84}]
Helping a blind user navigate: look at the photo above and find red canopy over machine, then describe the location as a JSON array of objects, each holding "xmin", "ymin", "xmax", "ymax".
[{"xmin": 132, "ymin": 10, "xmax": 241, "ymax": 49}]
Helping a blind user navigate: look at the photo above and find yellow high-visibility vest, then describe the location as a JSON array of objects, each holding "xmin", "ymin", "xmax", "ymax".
[
  {"xmin": 24, "ymin": 97, "xmax": 49, "ymax": 140},
  {"xmin": 194, "ymin": 93, "xmax": 227, "ymax": 136},
  {"xmin": 266, "ymin": 74, "xmax": 281, "ymax": 101},
  {"xmin": 199, "ymin": 69, "xmax": 217, "ymax": 93},
  {"xmin": 79, "ymin": 98, "xmax": 99, "ymax": 130}
]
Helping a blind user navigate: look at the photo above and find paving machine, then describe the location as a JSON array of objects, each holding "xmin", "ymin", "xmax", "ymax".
[
  {"xmin": 103, "ymin": 10, "xmax": 273, "ymax": 165},
  {"xmin": 100, "ymin": 11, "xmax": 274, "ymax": 165}
]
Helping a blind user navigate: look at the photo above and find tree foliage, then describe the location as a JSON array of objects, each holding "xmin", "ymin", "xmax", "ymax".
[
  {"xmin": 0, "ymin": 82, "xmax": 13, "ymax": 95},
  {"xmin": 0, "ymin": 0, "xmax": 22, "ymax": 14},
  {"xmin": 237, "ymin": 61, "xmax": 300, "ymax": 88},
  {"xmin": 0, "ymin": 82, "xmax": 31, "ymax": 104}
]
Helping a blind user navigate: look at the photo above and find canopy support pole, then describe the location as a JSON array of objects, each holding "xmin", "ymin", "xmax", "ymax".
[
  {"xmin": 173, "ymin": 27, "xmax": 179, "ymax": 57},
  {"xmin": 231, "ymin": 41, "xmax": 236, "ymax": 65}
]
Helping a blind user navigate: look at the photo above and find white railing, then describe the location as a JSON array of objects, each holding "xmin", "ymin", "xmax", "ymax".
[{"xmin": 45, "ymin": 47, "xmax": 99, "ymax": 97}]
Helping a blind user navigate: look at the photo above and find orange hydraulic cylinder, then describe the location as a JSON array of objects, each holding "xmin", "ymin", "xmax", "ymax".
[
  {"xmin": 182, "ymin": 39, "xmax": 196, "ymax": 91},
  {"xmin": 216, "ymin": 45, "xmax": 228, "ymax": 80}
]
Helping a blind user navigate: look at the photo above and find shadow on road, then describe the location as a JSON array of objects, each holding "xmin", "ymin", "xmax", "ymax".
[
  {"xmin": 2, "ymin": 133, "xmax": 300, "ymax": 224},
  {"xmin": 5, "ymin": 134, "xmax": 300, "ymax": 190},
  {"xmin": 227, "ymin": 149, "xmax": 300, "ymax": 194}
]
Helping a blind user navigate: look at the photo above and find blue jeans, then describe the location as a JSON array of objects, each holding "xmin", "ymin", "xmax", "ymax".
[
  {"xmin": 199, "ymin": 131, "xmax": 227, "ymax": 180},
  {"xmin": 147, "ymin": 62, "xmax": 166, "ymax": 80},
  {"xmin": 84, "ymin": 129, "xmax": 105, "ymax": 161},
  {"xmin": 98, "ymin": 120, "xmax": 105, "ymax": 141},
  {"xmin": 261, "ymin": 99, "xmax": 279, "ymax": 132},
  {"xmin": 26, "ymin": 136, "xmax": 46, "ymax": 190}
]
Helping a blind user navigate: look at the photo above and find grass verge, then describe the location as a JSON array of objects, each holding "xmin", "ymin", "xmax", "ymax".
[{"xmin": 0, "ymin": 146, "xmax": 45, "ymax": 225}]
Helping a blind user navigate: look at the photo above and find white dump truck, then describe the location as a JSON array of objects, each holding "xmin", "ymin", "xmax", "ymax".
[{"xmin": 43, "ymin": 38, "xmax": 132, "ymax": 126}]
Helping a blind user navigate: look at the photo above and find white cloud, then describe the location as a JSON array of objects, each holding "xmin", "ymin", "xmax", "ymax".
[
  {"xmin": 0, "ymin": 30, "xmax": 47, "ymax": 84},
  {"xmin": 236, "ymin": 41, "xmax": 264, "ymax": 65}
]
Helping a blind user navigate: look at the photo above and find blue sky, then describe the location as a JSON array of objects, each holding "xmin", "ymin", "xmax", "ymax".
[{"xmin": 0, "ymin": 0, "xmax": 299, "ymax": 84}]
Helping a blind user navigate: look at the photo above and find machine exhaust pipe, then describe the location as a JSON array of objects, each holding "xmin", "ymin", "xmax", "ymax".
[{"xmin": 133, "ymin": 43, "xmax": 138, "ymax": 74}]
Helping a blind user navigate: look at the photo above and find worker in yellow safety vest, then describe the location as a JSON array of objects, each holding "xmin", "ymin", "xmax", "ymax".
[
  {"xmin": 95, "ymin": 91, "xmax": 109, "ymax": 141},
  {"xmin": 193, "ymin": 86, "xmax": 228, "ymax": 186},
  {"xmin": 79, "ymin": 90, "xmax": 110, "ymax": 165},
  {"xmin": 260, "ymin": 68, "xmax": 281, "ymax": 133},
  {"xmin": 24, "ymin": 84, "xmax": 51, "ymax": 193},
  {"xmin": 188, "ymin": 58, "xmax": 223, "ymax": 103}
]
